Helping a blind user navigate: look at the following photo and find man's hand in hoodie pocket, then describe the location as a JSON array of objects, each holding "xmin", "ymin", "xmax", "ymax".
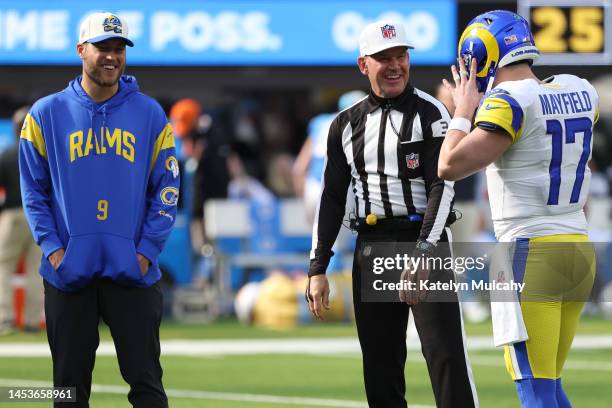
[
  {"xmin": 48, "ymin": 249, "xmax": 65, "ymax": 270},
  {"xmin": 137, "ymin": 253, "xmax": 150, "ymax": 276}
]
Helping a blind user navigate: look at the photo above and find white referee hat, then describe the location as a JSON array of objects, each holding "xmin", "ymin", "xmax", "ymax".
[{"xmin": 359, "ymin": 20, "xmax": 413, "ymax": 57}]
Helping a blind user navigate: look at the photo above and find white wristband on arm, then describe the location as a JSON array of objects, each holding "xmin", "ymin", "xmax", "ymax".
[{"xmin": 448, "ymin": 117, "xmax": 472, "ymax": 134}]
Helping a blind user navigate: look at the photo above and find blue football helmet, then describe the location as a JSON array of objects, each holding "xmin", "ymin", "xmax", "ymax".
[{"xmin": 458, "ymin": 10, "xmax": 539, "ymax": 92}]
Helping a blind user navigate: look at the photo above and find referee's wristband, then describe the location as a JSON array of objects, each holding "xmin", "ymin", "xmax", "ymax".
[{"xmin": 448, "ymin": 117, "xmax": 472, "ymax": 134}]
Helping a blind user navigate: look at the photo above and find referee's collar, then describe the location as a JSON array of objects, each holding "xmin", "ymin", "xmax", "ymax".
[{"xmin": 365, "ymin": 84, "xmax": 415, "ymax": 114}]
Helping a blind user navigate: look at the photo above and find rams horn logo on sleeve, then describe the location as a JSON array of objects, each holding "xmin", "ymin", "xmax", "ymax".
[
  {"xmin": 103, "ymin": 15, "xmax": 123, "ymax": 34},
  {"xmin": 160, "ymin": 187, "xmax": 179, "ymax": 206},
  {"xmin": 165, "ymin": 156, "xmax": 179, "ymax": 179}
]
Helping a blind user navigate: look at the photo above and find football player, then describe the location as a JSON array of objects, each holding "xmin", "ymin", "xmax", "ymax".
[{"xmin": 438, "ymin": 10, "xmax": 598, "ymax": 408}]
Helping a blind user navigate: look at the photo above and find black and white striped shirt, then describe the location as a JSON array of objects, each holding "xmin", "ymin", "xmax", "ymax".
[{"xmin": 309, "ymin": 85, "xmax": 455, "ymax": 276}]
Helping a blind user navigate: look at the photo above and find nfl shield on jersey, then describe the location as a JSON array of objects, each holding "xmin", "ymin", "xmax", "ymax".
[{"xmin": 406, "ymin": 152, "xmax": 419, "ymax": 169}]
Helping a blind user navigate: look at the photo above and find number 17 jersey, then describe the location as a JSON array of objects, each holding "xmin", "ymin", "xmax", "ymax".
[{"xmin": 474, "ymin": 74, "xmax": 599, "ymax": 242}]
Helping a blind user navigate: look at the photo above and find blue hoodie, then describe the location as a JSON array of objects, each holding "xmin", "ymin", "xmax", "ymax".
[{"xmin": 19, "ymin": 75, "xmax": 179, "ymax": 292}]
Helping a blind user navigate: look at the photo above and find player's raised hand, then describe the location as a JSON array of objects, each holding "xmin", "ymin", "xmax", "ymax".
[{"xmin": 443, "ymin": 57, "xmax": 481, "ymax": 121}]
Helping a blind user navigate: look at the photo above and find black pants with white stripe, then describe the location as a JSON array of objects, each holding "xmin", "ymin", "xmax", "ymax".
[
  {"xmin": 44, "ymin": 279, "xmax": 168, "ymax": 408},
  {"xmin": 352, "ymin": 228, "xmax": 477, "ymax": 408}
]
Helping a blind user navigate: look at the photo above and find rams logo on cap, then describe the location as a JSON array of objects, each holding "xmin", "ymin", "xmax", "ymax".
[
  {"xmin": 165, "ymin": 156, "xmax": 179, "ymax": 179},
  {"xmin": 381, "ymin": 24, "xmax": 396, "ymax": 39},
  {"xmin": 103, "ymin": 15, "xmax": 123, "ymax": 34},
  {"xmin": 160, "ymin": 187, "xmax": 179, "ymax": 206}
]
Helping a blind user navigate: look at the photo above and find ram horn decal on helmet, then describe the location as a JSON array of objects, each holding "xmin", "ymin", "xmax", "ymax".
[{"xmin": 457, "ymin": 10, "xmax": 540, "ymax": 93}]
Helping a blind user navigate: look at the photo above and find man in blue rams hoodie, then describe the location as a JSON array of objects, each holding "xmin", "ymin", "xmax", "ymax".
[{"xmin": 19, "ymin": 12, "xmax": 177, "ymax": 408}]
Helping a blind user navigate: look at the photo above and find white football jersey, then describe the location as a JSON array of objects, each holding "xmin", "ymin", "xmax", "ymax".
[{"xmin": 474, "ymin": 74, "xmax": 599, "ymax": 241}]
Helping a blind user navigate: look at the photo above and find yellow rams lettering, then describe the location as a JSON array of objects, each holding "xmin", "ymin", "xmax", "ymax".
[
  {"xmin": 84, "ymin": 128, "xmax": 96, "ymax": 156},
  {"xmin": 69, "ymin": 131, "xmax": 84, "ymax": 162},
  {"xmin": 106, "ymin": 128, "xmax": 121, "ymax": 155},
  {"xmin": 68, "ymin": 127, "xmax": 136, "ymax": 163},
  {"xmin": 122, "ymin": 131, "xmax": 135, "ymax": 162}
]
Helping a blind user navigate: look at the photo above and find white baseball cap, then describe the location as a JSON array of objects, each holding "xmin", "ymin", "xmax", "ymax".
[
  {"xmin": 78, "ymin": 12, "xmax": 134, "ymax": 47},
  {"xmin": 359, "ymin": 20, "xmax": 413, "ymax": 57}
]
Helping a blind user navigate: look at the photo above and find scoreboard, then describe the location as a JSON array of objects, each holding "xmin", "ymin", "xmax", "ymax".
[{"xmin": 518, "ymin": 0, "xmax": 612, "ymax": 64}]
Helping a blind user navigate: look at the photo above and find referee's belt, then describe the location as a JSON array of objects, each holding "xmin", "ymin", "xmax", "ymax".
[
  {"xmin": 350, "ymin": 211, "xmax": 457, "ymax": 233},
  {"xmin": 350, "ymin": 214, "xmax": 423, "ymax": 233}
]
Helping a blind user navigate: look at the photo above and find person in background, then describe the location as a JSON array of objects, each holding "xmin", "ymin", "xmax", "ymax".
[
  {"xmin": 170, "ymin": 98, "xmax": 213, "ymax": 162},
  {"xmin": 227, "ymin": 143, "xmax": 275, "ymax": 205},
  {"xmin": 0, "ymin": 105, "xmax": 44, "ymax": 335},
  {"xmin": 293, "ymin": 90, "xmax": 367, "ymax": 223},
  {"xmin": 169, "ymin": 98, "xmax": 230, "ymax": 256},
  {"xmin": 266, "ymin": 152, "xmax": 295, "ymax": 198}
]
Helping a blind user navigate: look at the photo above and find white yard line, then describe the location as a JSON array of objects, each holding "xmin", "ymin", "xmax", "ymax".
[
  {"xmin": 0, "ymin": 378, "xmax": 434, "ymax": 408},
  {"xmin": 1, "ymin": 335, "xmax": 611, "ymax": 407},
  {"xmin": 320, "ymin": 353, "xmax": 612, "ymax": 372},
  {"xmin": 1, "ymin": 335, "xmax": 611, "ymax": 357}
]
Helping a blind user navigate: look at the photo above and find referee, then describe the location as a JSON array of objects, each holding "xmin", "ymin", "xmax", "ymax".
[{"xmin": 306, "ymin": 21, "xmax": 478, "ymax": 407}]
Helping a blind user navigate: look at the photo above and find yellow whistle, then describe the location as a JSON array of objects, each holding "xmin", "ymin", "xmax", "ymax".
[{"xmin": 366, "ymin": 213, "xmax": 378, "ymax": 225}]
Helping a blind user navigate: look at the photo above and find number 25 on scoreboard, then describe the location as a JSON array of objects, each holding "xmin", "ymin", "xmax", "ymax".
[
  {"xmin": 532, "ymin": 6, "xmax": 603, "ymax": 53},
  {"xmin": 518, "ymin": 1, "xmax": 610, "ymax": 65}
]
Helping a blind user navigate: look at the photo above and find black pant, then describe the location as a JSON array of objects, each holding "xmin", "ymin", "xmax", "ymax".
[
  {"xmin": 44, "ymin": 279, "xmax": 168, "ymax": 408},
  {"xmin": 353, "ymin": 229, "xmax": 477, "ymax": 408}
]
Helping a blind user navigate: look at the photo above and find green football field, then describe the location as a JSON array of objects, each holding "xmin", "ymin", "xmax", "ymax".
[{"xmin": 0, "ymin": 317, "xmax": 610, "ymax": 407}]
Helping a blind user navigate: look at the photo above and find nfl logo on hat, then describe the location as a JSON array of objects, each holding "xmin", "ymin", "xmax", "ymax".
[
  {"xmin": 359, "ymin": 20, "xmax": 414, "ymax": 57},
  {"xmin": 381, "ymin": 24, "xmax": 396, "ymax": 39}
]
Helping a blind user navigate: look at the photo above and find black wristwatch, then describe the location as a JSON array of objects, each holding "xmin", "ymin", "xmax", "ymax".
[{"xmin": 414, "ymin": 239, "xmax": 436, "ymax": 256}]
